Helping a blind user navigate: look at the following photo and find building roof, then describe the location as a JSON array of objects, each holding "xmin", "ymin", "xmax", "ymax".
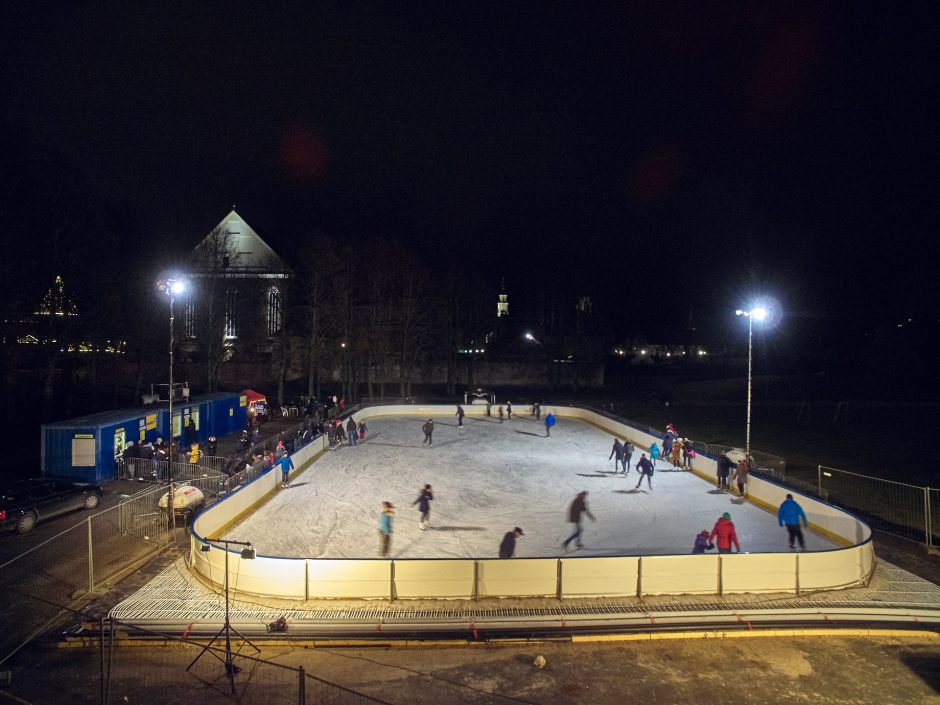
[{"xmin": 190, "ymin": 210, "xmax": 291, "ymax": 278}]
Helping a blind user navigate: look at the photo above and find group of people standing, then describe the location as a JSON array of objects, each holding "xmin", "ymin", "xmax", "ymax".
[{"xmin": 327, "ymin": 416, "xmax": 367, "ymax": 450}]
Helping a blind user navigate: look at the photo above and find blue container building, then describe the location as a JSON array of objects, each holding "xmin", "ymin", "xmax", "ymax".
[{"xmin": 41, "ymin": 392, "xmax": 247, "ymax": 483}]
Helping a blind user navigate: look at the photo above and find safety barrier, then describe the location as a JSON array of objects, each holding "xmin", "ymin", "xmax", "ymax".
[{"xmin": 190, "ymin": 405, "xmax": 874, "ymax": 601}]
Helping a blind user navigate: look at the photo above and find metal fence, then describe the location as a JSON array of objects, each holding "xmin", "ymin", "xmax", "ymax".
[{"xmin": 818, "ymin": 465, "xmax": 931, "ymax": 545}]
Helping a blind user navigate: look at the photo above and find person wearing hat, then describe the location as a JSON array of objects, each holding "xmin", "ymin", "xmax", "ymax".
[
  {"xmin": 709, "ymin": 512, "xmax": 740, "ymax": 554},
  {"xmin": 379, "ymin": 501, "xmax": 395, "ymax": 556},
  {"xmin": 692, "ymin": 530, "xmax": 715, "ymax": 554},
  {"xmin": 499, "ymin": 527, "xmax": 524, "ymax": 559},
  {"xmin": 562, "ymin": 491, "xmax": 596, "ymax": 550}
]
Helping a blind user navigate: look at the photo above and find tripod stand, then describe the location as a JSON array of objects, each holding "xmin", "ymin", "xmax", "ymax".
[{"xmin": 187, "ymin": 538, "xmax": 260, "ymax": 694}]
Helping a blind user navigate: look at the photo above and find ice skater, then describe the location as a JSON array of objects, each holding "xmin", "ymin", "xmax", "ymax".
[
  {"xmin": 649, "ymin": 442, "xmax": 661, "ymax": 470},
  {"xmin": 379, "ymin": 502, "xmax": 395, "ymax": 556},
  {"xmin": 455, "ymin": 404, "xmax": 465, "ymax": 428},
  {"xmin": 278, "ymin": 450, "xmax": 294, "ymax": 488},
  {"xmin": 634, "ymin": 453, "xmax": 654, "ymax": 489},
  {"xmin": 716, "ymin": 454, "xmax": 733, "ymax": 490},
  {"xmin": 498, "ymin": 406, "xmax": 504, "ymax": 422},
  {"xmin": 734, "ymin": 457, "xmax": 750, "ymax": 497},
  {"xmin": 358, "ymin": 420, "xmax": 367, "ymax": 442},
  {"xmin": 778, "ymin": 494, "xmax": 808, "ymax": 549},
  {"xmin": 562, "ymin": 491, "xmax": 595, "ymax": 550},
  {"xmin": 422, "ymin": 418, "xmax": 434, "ymax": 446},
  {"xmin": 346, "ymin": 417, "xmax": 358, "ymax": 446},
  {"xmin": 709, "ymin": 512, "xmax": 740, "ymax": 554},
  {"xmin": 413, "ymin": 484, "xmax": 434, "ymax": 530},
  {"xmin": 623, "ymin": 440, "xmax": 634, "ymax": 475},
  {"xmin": 499, "ymin": 527, "xmax": 524, "ymax": 559},
  {"xmin": 692, "ymin": 530, "xmax": 714, "ymax": 554},
  {"xmin": 544, "ymin": 411, "xmax": 555, "ymax": 437},
  {"xmin": 609, "ymin": 437, "xmax": 624, "ymax": 472},
  {"xmin": 506, "ymin": 401, "xmax": 512, "ymax": 420}
]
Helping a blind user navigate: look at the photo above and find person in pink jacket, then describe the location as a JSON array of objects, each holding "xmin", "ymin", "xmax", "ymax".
[{"xmin": 709, "ymin": 512, "xmax": 740, "ymax": 554}]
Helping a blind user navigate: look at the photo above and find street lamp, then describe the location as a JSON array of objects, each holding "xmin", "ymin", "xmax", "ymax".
[
  {"xmin": 158, "ymin": 277, "xmax": 185, "ymax": 537},
  {"xmin": 735, "ymin": 305, "xmax": 769, "ymax": 463}
]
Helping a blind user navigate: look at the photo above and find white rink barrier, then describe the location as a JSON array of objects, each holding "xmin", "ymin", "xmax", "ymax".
[{"xmin": 190, "ymin": 405, "xmax": 875, "ymax": 600}]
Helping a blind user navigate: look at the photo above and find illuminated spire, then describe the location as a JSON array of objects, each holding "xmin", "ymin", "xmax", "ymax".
[{"xmin": 35, "ymin": 275, "xmax": 78, "ymax": 317}]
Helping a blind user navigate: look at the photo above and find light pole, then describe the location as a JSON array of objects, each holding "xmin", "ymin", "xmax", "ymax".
[
  {"xmin": 735, "ymin": 305, "xmax": 767, "ymax": 462},
  {"xmin": 159, "ymin": 277, "xmax": 185, "ymax": 537}
]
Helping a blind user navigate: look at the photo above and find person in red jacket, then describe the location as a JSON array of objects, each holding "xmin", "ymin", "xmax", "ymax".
[{"xmin": 709, "ymin": 512, "xmax": 740, "ymax": 554}]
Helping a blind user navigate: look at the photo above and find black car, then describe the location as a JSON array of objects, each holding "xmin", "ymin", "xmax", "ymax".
[{"xmin": 0, "ymin": 478, "xmax": 103, "ymax": 533}]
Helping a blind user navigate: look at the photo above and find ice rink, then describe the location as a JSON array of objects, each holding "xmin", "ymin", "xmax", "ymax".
[{"xmin": 224, "ymin": 412, "xmax": 841, "ymax": 559}]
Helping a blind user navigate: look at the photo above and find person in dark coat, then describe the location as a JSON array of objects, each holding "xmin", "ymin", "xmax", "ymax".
[
  {"xmin": 499, "ymin": 527, "xmax": 524, "ymax": 559},
  {"xmin": 609, "ymin": 438, "xmax": 624, "ymax": 471},
  {"xmin": 413, "ymin": 484, "xmax": 434, "ymax": 529},
  {"xmin": 623, "ymin": 441, "xmax": 635, "ymax": 475},
  {"xmin": 692, "ymin": 530, "xmax": 715, "ymax": 554},
  {"xmin": 327, "ymin": 420, "xmax": 337, "ymax": 450},
  {"xmin": 422, "ymin": 419, "xmax": 434, "ymax": 446},
  {"xmin": 455, "ymin": 404, "xmax": 465, "ymax": 427},
  {"xmin": 634, "ymin": 453, "xmax": 654, "ymax": 489},
  {"xmin": 206, "ymin": 436, "xmax": 218, "ymax": 456},
  {"xmin": 562, "ymin": 491, "xmax": 596, "ymax": 549},
  {"xmin": 506, "ymin": 401, "xmax": 512, "ymax": 420},
  {"xmin": 717, "ymin": 454, "xmax": 733, "ymax": 490},
  {"xmin": 346, "ymin": 417, "xmax": 358, "ymax": 446}
]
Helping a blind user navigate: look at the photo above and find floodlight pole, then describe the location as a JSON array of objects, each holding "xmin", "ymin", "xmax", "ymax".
[
  {"xmin": 168, "ymin": 288, "xmax": 176, "ymax": 538},
  {"xmin": 187, "ymin": 538, "xmax": 259, "ymax": 694},
  {"xmin": 745, "ymin": 312, "xmax": 754, "ymax": 463}
]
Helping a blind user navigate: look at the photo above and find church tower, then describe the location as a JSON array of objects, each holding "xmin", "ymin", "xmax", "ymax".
[{"xmin": 496, "ymin": 279, "xmax": 509, "ymax": 318}]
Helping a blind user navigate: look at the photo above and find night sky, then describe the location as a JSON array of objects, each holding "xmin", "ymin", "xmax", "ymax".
[{"xmin": 1, "ymin": 3, "xmax": 936, "ymax": 345}]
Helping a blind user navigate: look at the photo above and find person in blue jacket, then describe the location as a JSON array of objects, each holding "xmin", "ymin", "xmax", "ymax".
[
  {"xmin": 278, "ymin": 450, "xmax": 294, "ymax": 488},
  {"xmin": 692, "ymin": 530, "xmax": 714, "ymax": 554},
  {"xmin": 649, "ymin": 442, "xmax": 661, "ymax": 469},
  {"xmin": 379, "ymin": 502, "xmax": 395, "ymax": 556},
  {"xmin": 777, "ymin": 494, "xmax": 808, "ymax": 549},
  {"xmin": 544, "ymin": 412, "xmax": 556, "ymax": 437}
]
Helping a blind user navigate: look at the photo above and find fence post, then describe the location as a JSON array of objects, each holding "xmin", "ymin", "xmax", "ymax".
[
  {"xmin": 556, "ymin": 559, "xmax": 563, "ymax": 600},
  {"xmin": 817, "ymin": 465, "xmax": 822, "ymax": 497},
  {"xmin": 88, "ymin": 516, "xmax": 95, "ymax": 593},
  {"xmin": 472, "ymin": 561, "xmax": 479, "ymax": 601},
  {"xmin": 636, "ymin": 556, "xmax": 643, "ymax": 598},
  {"xmin": 717, "ymin": 555, "xmax": 723, "ymax": 596},
  {"xmin": 795, "ymin": 553, "xmax": 800, "ymax": 597},
  {"xmin": 298, "ymin": 665, "xmax": 306, "ymax": 705},
  {"xmin": 925, "ymin": 487, "xmax": 932, "ymax": 549},
  {"xmin": 99, "ymin": 617, "xmax": 106, "ymax": 705}
]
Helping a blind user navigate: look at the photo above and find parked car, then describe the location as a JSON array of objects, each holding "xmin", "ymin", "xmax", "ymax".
[{"xmin": 0, "ymin": 479, "xmax": 103, "ymax": 533}]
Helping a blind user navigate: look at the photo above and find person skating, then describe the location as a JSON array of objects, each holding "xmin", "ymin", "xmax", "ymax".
[
  {"xmin": 623, "ymin": 440, "xmax": 634, "ymax": 475},
  {"xmin": 413, "ymin": 484, "xmax": 434, "ymax": 530},
  {"xmin": 499, "ymin": 527, "xmax": 524, "ymax": 559},
  {"xmin": 358, "ymin": 420, "xmax": 367, "ymax": 442},
  {"xmin": 379, "ymin": 502, "xmax": 395, "ymax": 556},
  {"xmin": 734, "ymin": 457, "xmax": 750, "ymax": 497},
  {"xmin": 609, "ymin": 438, "xmax": 625, "ymax": 472},
  {"xmin": 278, "ymin": 450, "xmax": 294, "ymax": 488},
  {"xmin": 544, "ymin": 412, "xmax": 555, "ymax": 437},
  {"xmin": 649, "ymin": 442, "xmax": 661, "ymax": 470},
  {"xmin": 716, "ymin": 454, "xmax": 733, "ymax": 490},
  {"xmin": 709, "ymin": 512, "xmax": 740, "ymax": 554},
  {"xmin": 662, "ymin": 427, "xmax": 676, "ymax": 461},
  {"xmin": 682, "ymin": 439, "xmax": 695, "ymax": 469},
  {"xmin": 506, "ymin": 401, "xmax": 512, "ymax": 420},
  {"xmin": 778, "ymin": 493, "xmax": 808, "ymax": 549},
  {"xmin": 692, "ymin": 530, "xmax": 715, "ymax": 554},
  {"xmin": 346, "ymin": 417, "xmax": 358, "ymax": 446},
  {"xmin": 455, "ymin": 404, "xmax": 465, "ymax": 428},
  {"xmin": 634, "ymin": 453, "xmax": 654, "ymax": 489},
  {"xmin": 326, "ymin": 420, "xmax": 337, "ymax": 450},
  {"xmin": 422, "ymin": 418, "xmax": 434, "ymax": 446},
  {"xmin": 498, "ymin": 406, "xmax": 504, "ymax": 422},
  {"xmin": 562, "ymin": 491, "xmax": 596, "ymax": 549}
]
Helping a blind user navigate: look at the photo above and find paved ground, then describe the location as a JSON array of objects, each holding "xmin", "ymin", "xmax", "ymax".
[{"xmin": 4, "ymin": 632, "xmax": 940, "ymax": 704}]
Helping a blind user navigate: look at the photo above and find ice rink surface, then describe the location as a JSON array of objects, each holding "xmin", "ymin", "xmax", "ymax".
[{"xmin": 225, "ymin": 412, "xmax": 841, "ymax": 559}]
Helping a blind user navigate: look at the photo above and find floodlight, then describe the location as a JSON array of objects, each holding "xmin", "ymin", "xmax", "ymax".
[
  {"xmin": 240, "ymin": 545, "xmax": 256, "ymax": 560},
  {"xmin": 751, "ymin": 306, "xmax": 768, "ymax": 321},
  {"xmin": 524, "ymin": 332, "xmax": 534, "ymax": 340},
  {"xmin": 200, "ymin": 543, "xmax": 212, "ymax": 553}
]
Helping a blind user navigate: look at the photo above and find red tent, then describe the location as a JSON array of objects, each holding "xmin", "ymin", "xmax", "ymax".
[{"xmin": 243, "ymin": 389, "xmax": 267, "ymax": 405}]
